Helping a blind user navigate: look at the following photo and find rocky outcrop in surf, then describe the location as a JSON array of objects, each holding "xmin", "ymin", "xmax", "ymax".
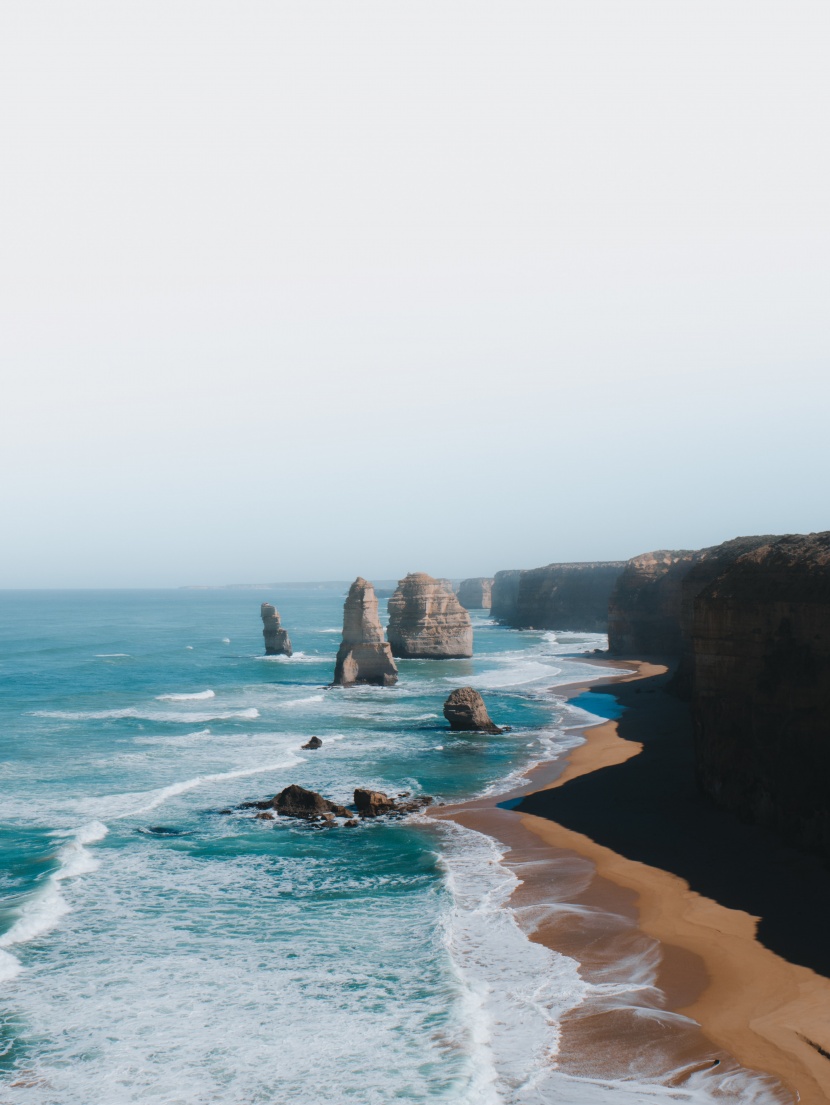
[
  {"xmin": 443, "ymin": 687, "xmax": 504, "ymax": 733},
  {"xmin": 491, "ymin": 563, "xmax": 624, "ymax": 630},
  {"xmin": 353, "ymin": 788, "xmax": 434, "ymax": 818},
  {"xmin": 261, "ymin": 603, "xmax": 292, "ymax": 656},
  {"xmin": 690, "ymin": 532, "xmax": 830, "ymax": 858},
  {"xmin": 333, "ymin": 578, "xmax": 398, "ymax": 686},
  {"xmin": 267, "ymin": 784, "xmax": 350, "ymax": 820},
  {"xmin": 457, "ymin": 578, "xmax": 494, "ymax": 610},
  {"xmin": 386, "ymin": 573, "xmax": 473, "ymax": 659}
]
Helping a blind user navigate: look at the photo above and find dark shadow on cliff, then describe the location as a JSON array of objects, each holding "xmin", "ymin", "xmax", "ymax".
[{"xmin": 519, "ymin": 666, "xmax": 830, "ymax": 979}]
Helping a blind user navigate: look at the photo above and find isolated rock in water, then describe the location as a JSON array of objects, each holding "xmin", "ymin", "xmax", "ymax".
[
  {"xmin": 301, "ymin": 736, "xmax": 323, "ymax": 750},
  {"xmin": 457, "ymin": 578, "xmax": 494, "ymax": 610},
  {"xmin": 261, "ymin": 603, "xmax": 293, "ymax": 656},
  {"xmin": 352, "ymin": 788, "xmax": 434, "ymax": 818},
  {"xmin": 353, "ymin": 789, "xmax": 397, "ymax": 818},
  {"xmin": 443, "ymin": 687, "xmax": 503, "ymax": 733},
  {"xmin": 272, "ymin": 784, "xmax": 349, "ymax": 819},
  {"xmin": 387, "ymin": 573, "xmax": 473, "ymax": 658},
  {"xmin": 333, "ymin": 578, "xmax": 398, "ymax": 686}
]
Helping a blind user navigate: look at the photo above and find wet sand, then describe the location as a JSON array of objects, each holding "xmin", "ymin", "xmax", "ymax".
[{"xmin": 434, "ymin": 659, "xmax": 830, "ymax": 1102}]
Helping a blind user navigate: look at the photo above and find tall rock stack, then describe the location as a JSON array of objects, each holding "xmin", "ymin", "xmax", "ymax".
[
  {"xmin": 333, "ymin": 578, "xmax": 398, "ymax": 686},
  {"xmin": 457, "ymin": 578, "xmax": 494, "ymax": 610},
  {"xmin": 261, "ymin": 603, "xmax": 293, "ymax": 656},
  {"xmin": 387, "ymin": 573, "xmax": 473, "ymax": 659}
]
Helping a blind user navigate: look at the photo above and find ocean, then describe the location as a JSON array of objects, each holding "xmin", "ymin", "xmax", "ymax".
[{"xmin": 0, "ymin": 588, "xmax": 786, "ymax": 1104}]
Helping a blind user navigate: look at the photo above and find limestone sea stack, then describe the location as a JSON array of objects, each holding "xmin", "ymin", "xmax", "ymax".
[
  {"xmin": 387, "ymin": 573, "xmax": 473, "ymax": 659},
  {"xmin": 261, "ymin": 603, "xmax": 293, "ymax": 656},
  {"xmin": 333, "ymin": 578, "xmax": 398, "ymax": 686},
  {"xmin": 457, "ymin": 577, "xmax": 494, "ymax": 610},
  {"xmin": 443, "ymin": 687, "xmax": 504, "ymax": 733}
]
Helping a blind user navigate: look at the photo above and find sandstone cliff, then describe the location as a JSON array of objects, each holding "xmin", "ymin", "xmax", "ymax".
[
  {"xmin": 491, "ymin": 563, "xmax": 624, "ymax": 630},
  {"xmin": 490, "ymin": 570, "xmax": 523, "ymax": 623},
  {"xmin": 457, "ymin": 577, "xmax": 494, "ymax": 610},
  {"xmin": 607, "ymin": 551, "xmax": 699, "ymax": 655},
  {"xmin": 261, "ymin": 603, "xmax": 293, "ymax": 656},
  {"xmin": 671, "ymin": 535, "xmax": 777, "ymax": 696},
  {"xmin": 691, "ymin": 532, "xmax": 830, "ymax": 858},
  {"xmin": 386, "ymin": 573, "xmax": 473, "ymax": 659},
  {"xmin": 333, "ymin": 578, "xmax": 398, "ymax": 686}
]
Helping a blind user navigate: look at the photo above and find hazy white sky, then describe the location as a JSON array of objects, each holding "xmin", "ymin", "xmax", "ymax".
[{"xmin": 1, "ymin": 1, "xmax": 828, "ymax": 586}]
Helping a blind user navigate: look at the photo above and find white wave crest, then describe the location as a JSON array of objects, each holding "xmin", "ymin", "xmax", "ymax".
[
  {"xmin": 0, "ymin": 822, "xmax": 109, "ymax": 979},
  {"xmin": 156, "ymin": 690, "xmax": 216, "ymax": 702},
  {"xmin": 111, "ymin": 756, "xmax": 302, "ymax": 818},
  {"xmin": 34, "ymin": 707, "xmax": 259, "ymax": 723}
]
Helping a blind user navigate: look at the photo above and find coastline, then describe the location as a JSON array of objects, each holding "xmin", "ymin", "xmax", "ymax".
[{"xmin": 433, "ymin": 658, "xmax": 830, "ymax": 1103}]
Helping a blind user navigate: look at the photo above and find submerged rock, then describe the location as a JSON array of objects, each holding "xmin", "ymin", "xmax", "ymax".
[
  {"xmin": 387, "ymin": 573, "xmax": 473, "ymax": 659},
  {"xmin": 333, "ymin": 578, "xmax": 398, "ymax": 686},
  {"xmin": 271, "ymin": 784, "xmax": 350, "ymax": 820},
  {"xmin": 443, "ymin": 687, "xmax": 504, "ymax": 733},
  {"xmin": 457, "ymin": 578, "xmax": 494, "ymax": 610},
  {"xmin": 301, "ymin": 736, "xmax": 323, "ymax": 750},
  {"xmin": 261, "ymin": 603, "xmax": 293, "ymax": 656}
]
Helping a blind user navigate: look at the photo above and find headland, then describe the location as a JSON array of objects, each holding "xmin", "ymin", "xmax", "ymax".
[{"xmin": 433, "ymin": 657, "xmax": 830, "ymax": 1103}]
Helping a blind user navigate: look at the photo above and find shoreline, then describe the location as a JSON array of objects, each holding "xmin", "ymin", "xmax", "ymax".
[{"xmin": 433, "ymin": 658, "xmax": 830, "ymax": 1103}]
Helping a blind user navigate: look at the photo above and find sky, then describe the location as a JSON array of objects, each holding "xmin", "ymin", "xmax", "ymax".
[{"xmin": 1, "ymin": 1, "xmax": 828, "ymax": 587}]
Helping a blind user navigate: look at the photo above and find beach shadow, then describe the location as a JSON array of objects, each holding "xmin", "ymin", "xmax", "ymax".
[{"xmin": 519, "ymin": 667, "xmax": 830, "ymax": 979}]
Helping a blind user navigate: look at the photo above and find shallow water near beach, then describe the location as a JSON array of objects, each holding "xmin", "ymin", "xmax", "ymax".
[{"xmin": 0, "ymin": 589, "xmax": 787, "ymax": 1104}]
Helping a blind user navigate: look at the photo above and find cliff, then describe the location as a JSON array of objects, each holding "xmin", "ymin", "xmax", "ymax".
[
  {"xmin": 607, "ymin": 551, "xmax": 699, "ymax": 655},
  {"xmin": 386, "ymin": 573, "xmax": 473, "ymax": 659},
  {"xmin": 261, "ymin": 603, "xmax": 292, "ymax": 656},
  {"xmin": 457, "ymin": 578, "xmax": 494, "ymax": 610},
  {"xmin": 671, "ymin": 535, "xmax": 777, "ymax": 696},
  {"xmin": 490, "ymin": 570, "xmax": 522, "ymax": 623},
  {"xmin": 491, "ymin": 563, "xmax": 625, "ymax": 630},
  {"xmin": 333, "ymin": 577, "xmax": 398, "ymax": 686},
  {"xmin": 691, "ymin": 532, "xmax": 830, "ymax": 858}
]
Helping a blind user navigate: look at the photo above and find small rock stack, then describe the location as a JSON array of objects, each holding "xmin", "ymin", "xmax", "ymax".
[{"xmin": 261, "ymin": 603, "xmax": 292, "ymax": 656}]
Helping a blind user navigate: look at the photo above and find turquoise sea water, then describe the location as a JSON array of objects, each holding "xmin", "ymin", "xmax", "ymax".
[{"xmin": 0, "ymin": 590, "xmax": 786, "ymax": 1105}]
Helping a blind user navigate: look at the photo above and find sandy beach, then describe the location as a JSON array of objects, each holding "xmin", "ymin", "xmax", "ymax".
[{"xmin": 435, "ymin": 659, "xmax": 830, "ymax": 1102}]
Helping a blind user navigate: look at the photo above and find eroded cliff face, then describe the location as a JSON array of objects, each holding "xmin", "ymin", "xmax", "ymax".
[
  {"xmin": 261, "ymin": 603, "xmax": 293, "ymax": 656},
  {"xmin": 514, "ymin": 562, "xmax": 625, "ymax": 631},
  {"xmin": 492, "ymin": 563, "xmax": 624, "ymax": 630},
  {"xmin": 607, "ymin": 551, "xmax": 699, "ymax": 655},
  {"xmin": 671, "ymin": 535, "xmax": 777, "ymax": 696},
  {"xmin": 491, "ymin": 570, "xmax": 522, "ymax": 623},
  {"xmin": 457, "ymin": 578, "xmax": 494, "ymax": 610},
  {"xmin": 333, "ymin": 578, "xmax": 398, "ymax": 686},
  {"xmin": 691, "ymin": 532, "xmax": 830, "ymax": 857},
  {"xmin": 386, "ymin": 573, "xmax": 473, "ymax": 659}
]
